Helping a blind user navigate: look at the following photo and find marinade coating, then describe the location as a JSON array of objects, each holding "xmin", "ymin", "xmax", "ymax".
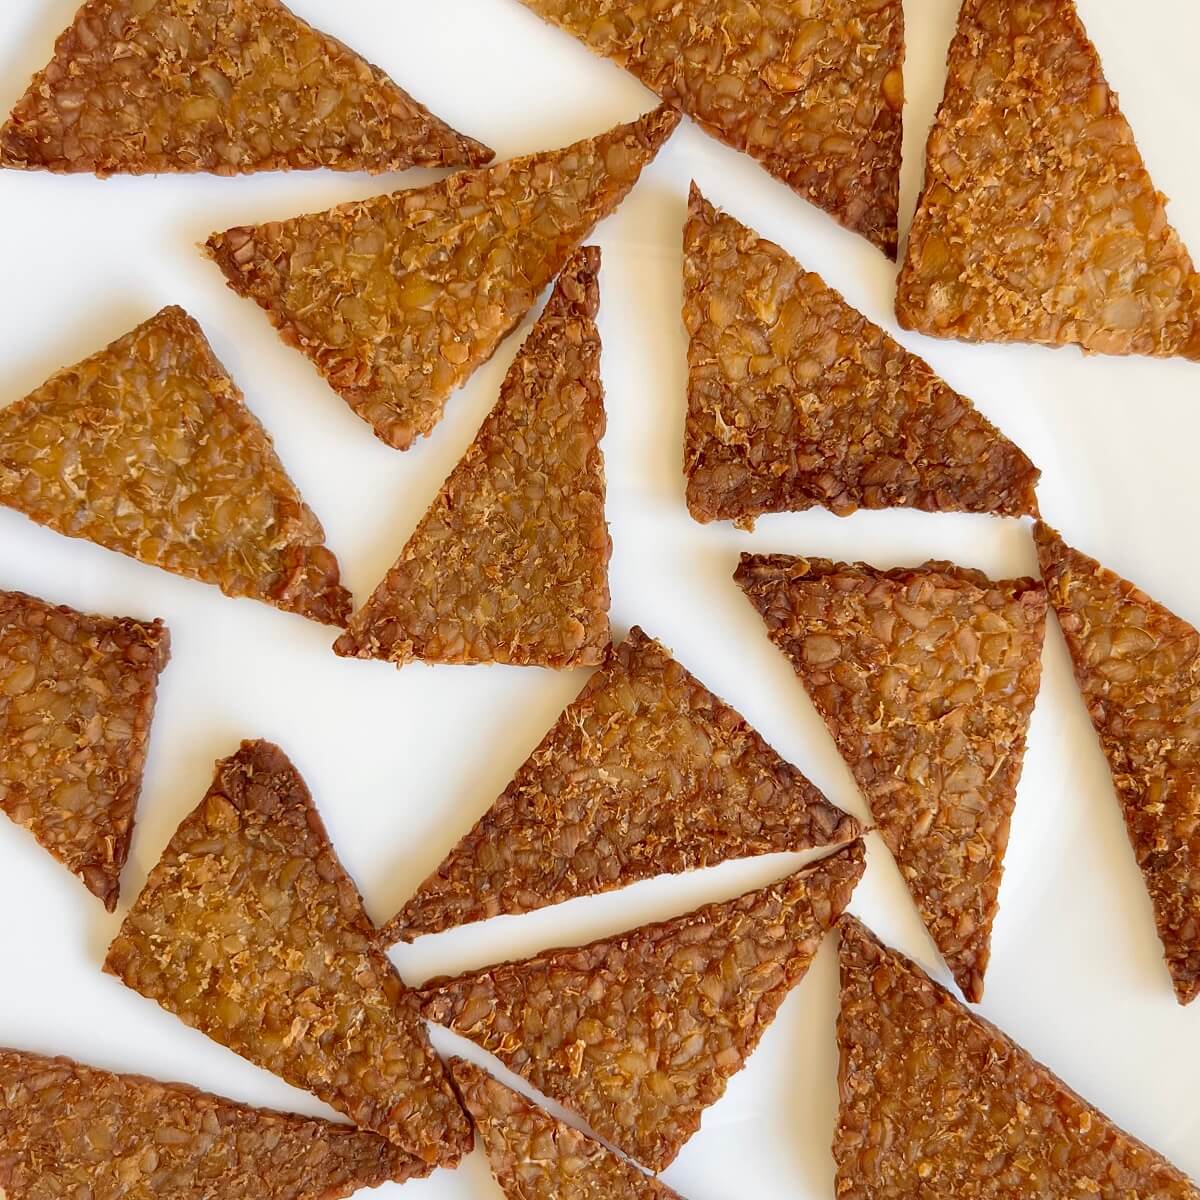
[
  {"xmin": 684, "ymin": 187, "xmax": 1040, "ymax": 526},
  {"xmin": 104, "ymin": 739, "xmax": 470, "ymax": 1166},
  {"xmin": 0, "ymin": 589, "xmax": 169, "ymax": 911},
  {"xmin": 895, "ymin": 0, "xmax": 1200, "ymax": 359},
  {"xmin": 516, "ymin": 0, "xmax": 904, "ymax": 256},
  {"xmin": 0, "ymin": 307, "xmax": 350, "ymax": 626},
  {"xmin": 0, "ymin": 1047, "xmax": 425, "ymax": 1200},
  {"xmin": 384, "ymin": 624, "xmax": 859, "ymax": 941},
  {"xmin": 419, "ymin": 840, "xmax": 865, "ymax": 1172},
  {"xmin": 206, "ymin": 105, "xmax": 679, "ymax": 449},
  {"xmin": 735, "ymin": 554, "xmax": 1046, "ymax": 1003},
  {"xmin": 834, "ymin": 917, "xmax": 1200, "ymax": 1199},
  {"xmin": 1035, "ymin": 522, "xmax": 1200, "ymax": 1005},
  {"xmin": 333, "ymin": 248, "xmax": 610, "ymax": 670},
  {"xmin": 0, "ymin": 0, "xmax": 491, "ymax": 176},
  {"xmin": 448, "ymin": 1059, "xmax": 683, "ymax": 1200}
]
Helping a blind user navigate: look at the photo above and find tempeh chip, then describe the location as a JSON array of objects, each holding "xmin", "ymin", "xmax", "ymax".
[
  {"xmin": 0, "ymin": 0, "xmax": 491, "ymax": 176},
  {"xmin": 0, "ymin": 1046, "xmax": 426, "ymax": 1200},
  {"xmin": 1035, "ymin": 521, "xmax": 1200, "ymax": 1005},
  {"xmin": 0, "ymin": 589, "xmax": 168, "ymax": 912},
  {"xmin": 104, "ymin": 739, "xmax": 471, "ymax": 1167},
  {"xmin": 513, "ymin": 0, "xmax": 904, "ymax": 256},
  {"xmin": 834, "ymin": 917, "xmax": 1200, "ymax": 1199},
  {"xmin": 684, "ymin": 187, "xmax": 1040, "ymax": 526},
  {"xmin": 448, "ymin": 1059, "xmax": 684, "ymax": 1200},
  {"xmin": 736, "ymin": 554, "xmax": 1047, "ymax": 1003},
  {"xmin": 0, "ymin": 307, "xmax": 351, "ymax": 627},
  {"xmin": 419, "ymin": 840, "xmax": 865, "ymax": 1173},
  {"xmin": 206, "ymin": 105, "xmax": 679, "ymax": 449},
  {"xmin": 384, "ymin": 625, "xmax": 860, "ymax": 942},
  {"xmin": 896, "ymin": 0, "xmax": 1200, "ymax": 359},
  {"xmin": 334, "ymin": 248, "xmax": 610, "ymax": 670}
]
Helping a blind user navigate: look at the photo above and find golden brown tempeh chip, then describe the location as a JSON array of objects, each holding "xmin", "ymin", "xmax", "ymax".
[
  {"xmin": 896, "ymin": 0, "xmax": 1200, "ymax": 359},
  {"xmin": 384, "ymin": 625, "xmax": 859, "ymax": 941},
  {"xmin": 448, "ymin": 1059, "xmax": 684, "ymax": 1200},
  {"xmin": 736, "ymin": 555, "xmax": 1047, "ymax": 1003},
  {"xmin": 206, "ymin": 105, "xmax": 679, "ymax": 449},
  {"xmin": 0, "ymin": 0, "xmax": 491, "ymax": 176},
  {"xmin": 835, "ymin": 917, "xmax": 1200, "ymax": 1199},
  {"xmin": 419, "ymin": 840, "xmax": 864, "ymax": 1173},
  {"xmin": 514, "ymin": 0, "xmax": 904, "ymax": 256},
  {"xmin": 1035, "ymin": 522, "xmax": 1200, "ymax": 1005},
  {"xmin": 0, "ymin": 1046, "xmax": 426, "ymax": 1200},
  {"xmin": 334, "ymin": 248, "xmax": 610, "ymax": 670},
  {"xmin": 0, "ymin": 589, "xmax": 168, "ymax": 912},
  {"xmin": 684, "ymin": 186, "xmax": 1040, "ymax": 526},
  {"xmin": 104, "ymin": 740, "xmax": 471, "ymax": 1167},
  {"xmin": 0, "ymin": 307, "xmax": 351, "ymax": 627}
]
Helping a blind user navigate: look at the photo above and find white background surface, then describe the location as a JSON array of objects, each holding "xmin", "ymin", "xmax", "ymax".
[{"xmin": 1, "ymin": 0, "xmax": 1198, "ymax": 1195}]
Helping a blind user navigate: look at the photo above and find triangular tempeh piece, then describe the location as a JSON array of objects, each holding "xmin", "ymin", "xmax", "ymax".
[
  {"xmin": 684, "ymin": 187, "xmax": 1040, "ymax": 526},
  {"xmin": 104, "ymin": 740, "xmax": 471, "ymax": 1167},
  {"xmin": 419, "ymin": 840, "xmax": 864, "ymax": 1172},
  {"xmin": 1035, "ymin": 521, "xmax": 1200, "ymax": 1004},
  {"xmin": 448, "ymin": 1059, "xmax": 684, "ymax": 1200},
  {"xmin": 515, "ymin": 0, "xmax": 904, "ymax": 256},
  {"xmin": 0, "ymin": 307, "xmax": 351, "ymax": 626},
  {"xmin": 206, "ymin": 106, "xmax": 679, "ymax": 449},
  {"xmin": 735, "ymin": 554, "xmax": 1046, "ymax": 1002},
  {"xmin": 0, "ymin": 1046, "xmax": 426, "ymax": 1199},
  {"xmin": 384, "ymin": 624, "xmax": 860, "ymax": 941},
  {"xmin": 0, "ymin": 589, "xmax": 169, "ymax": 912},
  {"xmin": 0, "ymin": 0, "xmax": 491, "ymax": 176},
  {"xmin": 896, "ymin": 0, "xmax": 1200, "ymax": 359},
  {"xmin": 835, "ymin": 917, "xmax": 1200, "ymax": 1199},
  {"xmin": 334, "ymin": 248, "xmax": 610, "ymax": 669}
]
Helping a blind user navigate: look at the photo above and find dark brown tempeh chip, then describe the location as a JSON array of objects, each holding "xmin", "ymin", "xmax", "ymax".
[
  {"xmin": 0, "ymin": 589, "xmax": 169, "ymax": 911},
  {"xmin": 419, "ymin": 840, "xmax": 865, "ymax": 1173},
  {"xmin": 1035, "ymin": 521, "xmax": 1200, "ymax": 1005},
  {"xmin": 384, "ymin": 624, "xmax": 859, "ymax": 941},
  {"xmin": 835, "ymin": 917, "xmax": 1200, "ymax": 1199},
  {"xmin": 104, "ymin": 739, "xmax": 470, "ymax": 1167},
  {"xmin": 736, "ymin": 554, "xmax": 1047, "ymax": 1003}
]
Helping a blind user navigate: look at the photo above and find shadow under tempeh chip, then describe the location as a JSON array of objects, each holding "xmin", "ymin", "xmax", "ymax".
[
  {"xmin": 333, "ymin": 248, "xmax": 611, "ymax": 670},
  {"xmin": 0, "ymin": 588, "xmax": 169, "ymax": 912},
  {"xmin": 419, "ymin": 839, "xmax": 865, "ymax": 1174},
  {"xmin": 383, "ymin": 624, "xmax": 860, "ymax": 942},
  {"xmin": 104, "ymin": 739, "xmax": 471, "ymax": 1168},
  {"xmin": 206, "ymin": 105, "xmax": 680, "ymax": 450},
  {"xmin": 0, "ymin": 1046, "xmax": 426, "ymax": 1200},
  {"xmin": 736, "ymin": 554, "xmax": 1047, "ymax": 1004},
  {"xmin": 0, "ymin": 307, "xmax": 351, "ymax": 627},
  {"xmin": 835, "ymin": 917, "xmax": 1200, "ymax": 1199},
  {"xmin": 0, "ymin": 0, "xmax": 492, "ymax": 176}
]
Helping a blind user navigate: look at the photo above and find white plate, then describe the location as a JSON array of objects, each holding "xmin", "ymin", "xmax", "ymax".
[{"xmin": 1, "ymin": 1, "xmax": 1198, "ymax": 1196}]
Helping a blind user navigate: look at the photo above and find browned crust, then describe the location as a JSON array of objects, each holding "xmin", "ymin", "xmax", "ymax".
[
  {"xmin": 834, "ymin": 917, "xmax": 1200, "ymax": 1198},
  {"xmin": 1035, "ymin": 522, "xmax": 1200, "ymax": 1005},
  {"xmin": 0, "ymin": 0, "xmax": 492, "ymax": 176},
  {"xmin": 683, "ymin": 186, "xmax": 1041, "ymax": 525},
  {"xmin": 103, "ymin": 739, "xmax": 471, "ymax": 1166},
  {"xmin": 333, "ymin": 248, "xmax": 611, "ymax": 669},
  {"xmin": 736, "ymin": 553, "xmax": 1047, "ymax": 1003},
  {"xmin": 383, "ymin": 624, "xmax": 859, "ymax": 941},
  {"xmin": 418, "ymin": 840, "xmax": 865, "ymax": 1172},
  {"xmin": 0, "ymin": 588, "xmax": 169, "ymax": 911},
  {"xmin": 518, "ymin": 0, "xmax": 904, "ymax": 256},
  {"xmin": 0, "ymin": 307, "xmax": 351, "ymax": 627},
  {"xmin": 205, "ymin": 105, "xmax": 680, "ymax": 450},
  {"xmin": 448, "ymin": 1059, "xmax": 683, "ymax": 1199},
  {"xmin": 895, "ymin": 0, "xmax": 1200, "ymax": 359},
  {"xmin": 0, "ymin": 1046, "xmax": 425, "ymax": 1199}
]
